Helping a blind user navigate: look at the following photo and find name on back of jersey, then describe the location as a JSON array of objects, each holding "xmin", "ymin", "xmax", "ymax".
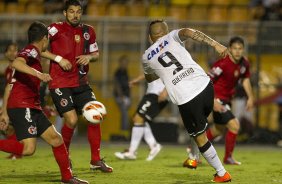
[
  {"xmin": 147, "ymin": 40, "xmax": 169, "ymax": 60},
  {"xmin": 172, "ymin": 68, "xmax": 194, "ymax": 85}
]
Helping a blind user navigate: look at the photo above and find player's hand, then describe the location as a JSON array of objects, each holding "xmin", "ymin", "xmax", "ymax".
[
  {"xmin": 246, "ymin": 97, "xmax": 254, "ymax": 111},
  {"xmin": 76, "ymin": 55, "xmax": 91, "ymax": 66},
  {"xmin": 129, "ymin": 79, "xmax": 140, "ymax": 87},
  {"xmin": 36, "ymin": 72, "xmax": 52, "ymax": 82},
  {"xmin": 158, "ymin": 89, "xmax": 168, "ymax": 102},
  {"xmin": 59, "ymin": 58, "xmax": 72, "ymax": 71},
  {"xmin": 214, "ymin": 43, "xmax": 229, "ymax": 58},
  {"xmin": 0, "ymin": 114, "xmax": 9, "ymax": 131},
  {"xmin": 213, "ymin": 99, "xmax": 226, "ymax": 113}
]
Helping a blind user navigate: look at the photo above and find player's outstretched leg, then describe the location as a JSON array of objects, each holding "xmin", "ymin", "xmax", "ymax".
[{"xmin": 88, "ymin": 124, "xmax": 113, "ymax": 172}]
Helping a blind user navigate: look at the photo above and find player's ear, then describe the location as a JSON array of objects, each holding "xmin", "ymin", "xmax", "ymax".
[
  {"xmin": 148, "ymin": 35, "xmax": 153, "ymax": 44},
  {"xmin": 63, "ymin": 10, "xmax": 66, "ymax": 17}
]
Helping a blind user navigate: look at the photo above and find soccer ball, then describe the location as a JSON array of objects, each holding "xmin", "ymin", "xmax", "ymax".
[{"xmin": 82, "ymin": 101, "xmax": 107, "ymax": 124}]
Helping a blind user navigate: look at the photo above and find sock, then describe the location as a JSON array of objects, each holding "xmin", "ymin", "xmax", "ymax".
[
  {"xmin": 206, "ymin": 128, "xmax": 215, "ymax": 141},
  {"xmin": 199, "ymin": 141, "xmax": 226, "ymax": 177},
  {"xmin": 87, "ymin": 123, "xmax": 101, "ymax": 162},
  {"xmin": 144, "ymin": 122, "xmax": 157, "ymax": 149},
  {"xmin": 0, "ymin": 139, "xmax": 24, "ymax": 155},
  {"xmin": 128, "ymin": 125, "xmax": 145, "ymax": 154},
  {"xmin": 52, "ymin": 143, "xmax": 72, "ymax": 181},
  {"xmin": 61, "ymin": 124, "xmax": 74, "ymax": 152},
  {"xmin": 224, "ymin": 130, "xmax": 237, "ymax": 160},
  {"xmin": 189, "ymin": 138, "xmax": 200, "ymax": 160}
]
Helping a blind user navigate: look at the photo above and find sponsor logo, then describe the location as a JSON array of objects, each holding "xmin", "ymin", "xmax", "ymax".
[
  {"xmin": 75, "ymin": 35, "xmax": 81, "ymax": 43},
  {"xmin": 240, "ymin": 66, "xmax": 246, "ymax": 74},
  {"xmin": 147, "ymin": 40, "xmax": 169, "ymax": 60},
  {"xmin": 60, "ymin": 98, "xmax": 68, "ymax": 107},
  {"xmin": 30, "ymin": 48, "xmax": 38, "ymax": 58},
  {"xmin": 83, "ymin": 32, "xmax": 90, "ymax": 40},
  {"xmin": 28, "ymin": 125, "xmax": 37, "ymax": 135},
  {"xmin": 48, "ymin": 26, "xmax": 58, "ymax": 36}
]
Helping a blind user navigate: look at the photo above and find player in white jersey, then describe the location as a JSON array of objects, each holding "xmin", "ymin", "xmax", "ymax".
[
  {"xmin": 115, "ymin": 74, "xmax": 168, "ymax": 161},
  {"xmin": 142, "ymin": 20, "xmax": 231, "ymax": 183}
]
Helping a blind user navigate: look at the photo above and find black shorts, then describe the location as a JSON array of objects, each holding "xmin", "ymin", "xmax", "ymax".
[
  {"xmin": 213, "ymin": 99, "xmax": 235, "ymax": 125},
  {"xmin": 136, "ymin": 94, "xmax": 168, "ymax": 122},
  {"xmin": 7, "ymin": 108, "xmax": 52, "ymax": 141},
  {"xmin": 50, "ymin": 85, "xmax": 96, "ymax": 116},
  {"xmin": 178, "ymin": 82, "xmax": 214, "ymax": 137}
]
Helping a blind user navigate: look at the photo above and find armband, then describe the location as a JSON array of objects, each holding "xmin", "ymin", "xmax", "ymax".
[{"xmin": 54, "ymin": 55, "xmax": 63, "ymax": 63}]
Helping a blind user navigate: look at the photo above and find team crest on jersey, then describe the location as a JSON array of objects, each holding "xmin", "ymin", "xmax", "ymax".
[
  {"xmin": 28, "ymin": 125, "xmax": 37, "ymax": 135},
  {"xmin": 240, "ymin": 66, "xmax": 246, "ymax": 74},
  {"xmin": 60, "ymin": 98, "xmax": 68, "ymax": 107},
  {"xmin": 83, "ymin": 32, "xmax": 90, "ymax": 40},
  {"xmin": 75, "ymin": 35, "xmax": 81, "ymax": 43}
]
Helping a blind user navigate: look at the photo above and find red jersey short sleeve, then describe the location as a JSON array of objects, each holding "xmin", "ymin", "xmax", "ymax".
[
  {"xmin": 7, "ymin": 45, "xmax": 42, "ymax": 110},
  {"xmin": 208, "ymin": 56, "xmax": 251, "ymax": 102},
  {"xmin": 48, "ymin": 22, "xmax": 98, "ymax": 89}
]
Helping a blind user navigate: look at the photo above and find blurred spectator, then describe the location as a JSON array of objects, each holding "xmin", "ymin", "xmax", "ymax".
[
  {"xmin": 113, "ymin": 55, "xmax": 131, "ymax": 131},
  {"xmin": 250, "ymin": 0, "xmax": 282, "ymax": 21},
  {"xmin": 44, "ymin": 0, "xmax": 64, "ymax": 14}
]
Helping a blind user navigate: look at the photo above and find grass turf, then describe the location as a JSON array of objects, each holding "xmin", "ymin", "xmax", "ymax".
[{"xmin": 0, "ymin": 141, "xmax": 281, "ymax": 184}]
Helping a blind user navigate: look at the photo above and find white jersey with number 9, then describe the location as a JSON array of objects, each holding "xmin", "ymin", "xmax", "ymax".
[{"xmin": 142, "ymin": 29, "xmax": 210, "ymax": 105}]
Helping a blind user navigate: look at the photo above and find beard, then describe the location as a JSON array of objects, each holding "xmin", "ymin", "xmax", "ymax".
[{"xmin": 67, "ymin": 18, "xmax": 80, "ymax": 27}]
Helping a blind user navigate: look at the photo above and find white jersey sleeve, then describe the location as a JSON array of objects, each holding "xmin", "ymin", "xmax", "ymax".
[
  {"xmin": 146, "ymin": 78, "xmax": 165, "ymax": 95},
  {"xmin": 142, "ymin": 29, "xmax": 210, "ymax": 105}
]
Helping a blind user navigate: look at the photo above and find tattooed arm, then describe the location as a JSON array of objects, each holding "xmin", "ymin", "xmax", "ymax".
[{"xmin": 178, "ymin": 28, "xmax": 228, "ymax": 57}]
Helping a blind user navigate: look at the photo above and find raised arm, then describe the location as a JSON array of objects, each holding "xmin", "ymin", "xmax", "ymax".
[{"xmin": 178, "ymin": 28, "xmax": 228, "ymax": 58}]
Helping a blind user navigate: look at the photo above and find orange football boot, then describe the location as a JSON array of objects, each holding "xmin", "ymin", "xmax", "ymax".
[
  {"xmin": 212, "ymin": 172, "xmax": 231, "ymax": 183},
  {"xmin": 183, "ymin": 158, "xmax": 197, "ymax": 169}
]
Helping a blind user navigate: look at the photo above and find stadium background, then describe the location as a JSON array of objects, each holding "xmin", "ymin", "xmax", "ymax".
[{"xmin": 0, "ymin": 0, "xmax": 281, "ymax": 143}]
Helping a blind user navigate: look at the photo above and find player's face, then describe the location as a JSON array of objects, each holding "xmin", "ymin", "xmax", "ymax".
[
  {"xmin": 229, "ymin": 42, "xmax": 244, "ymax": 62},
  {"xmin": 5, "ymin": 45, "xmax": 18, "ymax": 62},
  {"xmin": 64, "ymin": 5, "xmax": 82, "ymax": 27}
]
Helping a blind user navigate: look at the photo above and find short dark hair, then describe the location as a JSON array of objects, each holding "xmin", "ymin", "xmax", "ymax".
[
  {"xmin": 148, "ymin": 19, "xmax": 165, "ymax": 35},
  {"xmin": 229, "ymin": 36, "xmax": 244, "ymax": 47},
  {"xmin": 4, "ymin": 42, "xmax": 18, "ymax": 53},
  {"xmin": 64, "ymin": 0, "xmax": 82, "ymax": 11},
  {"xmin": 28, "ymin": 21, "xmax": 48, "ymax": 44}
]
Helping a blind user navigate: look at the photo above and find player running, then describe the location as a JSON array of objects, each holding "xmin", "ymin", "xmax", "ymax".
[
  {"xmin": 0, "ymin": 21, "xmax": 88, "ymax": 184},
  {"xmin": 115, "ymin": 74, "xmax": 168, "ymax": 161}
]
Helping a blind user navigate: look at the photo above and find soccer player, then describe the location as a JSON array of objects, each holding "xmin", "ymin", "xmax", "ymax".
[
  {"xmin": 183, "ymin": 37, "xmax": 254, "ymax": 168},
  {"xmin": 115, "ymin": 74, "xmax": 167, "ymax": 161},
  {"xmin": 0, "ymin": 42, "xmax": 23, "ymax": 159},
  {"xmin": 41, "ymin": 0, "xmax": 112, "ymax": 172},
  {"xmin": 0, "ymin": 21, "xmax": 88, "ymax": 184},
  {"xmin": 142, "ymin": 20, "xmax": 231, "ymax": 182}
]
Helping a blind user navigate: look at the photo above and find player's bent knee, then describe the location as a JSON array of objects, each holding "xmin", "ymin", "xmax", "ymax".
[
  {"xmin": 23, "ymin": 144, "xmax": 36, "ymax": 156},
  {"xmin": 49, "ymin": 134, "xmax": 64, "ymax": 147}
]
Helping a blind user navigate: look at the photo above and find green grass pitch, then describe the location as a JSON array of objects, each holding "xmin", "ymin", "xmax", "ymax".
[{"xmin": 0, "ymin": 141, "xmax": 281, "ymax": 184}]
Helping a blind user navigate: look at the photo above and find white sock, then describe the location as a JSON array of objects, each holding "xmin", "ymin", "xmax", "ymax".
[
  {"xmin": 144, "ymin": 122, "xmax": 157, "ymax": 149},
  {"xmin": 200, "ymin": 142, "xmax": 226, "ymax": 176},
  {"xmin": 190, "ymin": 138, "xmax": 200, "ymax": 160},
  {"xmin": 128, "ymin": 125, "xmax": 145, "ymax": 154}
]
